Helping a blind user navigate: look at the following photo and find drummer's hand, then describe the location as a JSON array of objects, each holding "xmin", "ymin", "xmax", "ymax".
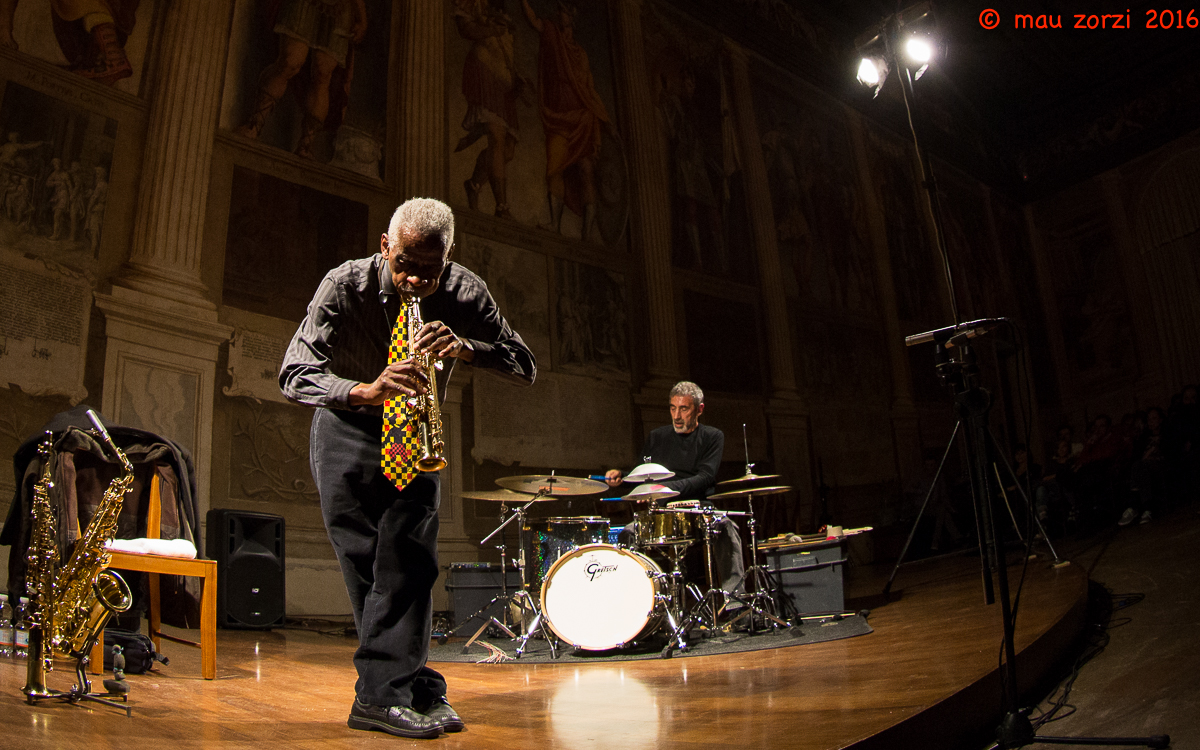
[{"xmin": 604, "ymin": 469, "xmax": 623, "ymax": 487}]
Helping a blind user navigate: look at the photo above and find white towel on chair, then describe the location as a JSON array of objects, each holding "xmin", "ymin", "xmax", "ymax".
[{"xmin": 105, "ymin": 538, "xmax": 198, "ymax": 559}]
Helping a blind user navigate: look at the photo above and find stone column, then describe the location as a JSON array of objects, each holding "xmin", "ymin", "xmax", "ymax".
[
  {"xmin": 610, "ymin": 0, "xmax": 679, "ymax": 387},
  {"xmin": 398, "ymin": 0, "xmax": 447, "ymax": 200},
  {"xmin": 99, "ymin": 0, "xmax": 234, "ymax": 513},
  {"xmin": 120, "ymin": 0, "xmax": 230, "ymax": 309},
  {"xmin": 723, "ymin": 42, "xmax": 812, "ymax": 521},
  {"xmin": 724, "ymin": 41, "xmax": 799, "ymax": 401},
  {"xmin": 848, "ymin": 112, "xmax": 922, "ymax": 488}
]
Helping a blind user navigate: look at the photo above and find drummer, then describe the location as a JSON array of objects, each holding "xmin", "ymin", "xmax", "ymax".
[{"xmin": 605, "ymin": 381, "xmax": 745, "ymax": 600}]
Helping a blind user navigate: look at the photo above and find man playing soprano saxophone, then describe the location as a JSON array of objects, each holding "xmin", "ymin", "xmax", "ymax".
[{"xmin": 280, "ymin": 198, "xmax": 535, "ymax": 738}]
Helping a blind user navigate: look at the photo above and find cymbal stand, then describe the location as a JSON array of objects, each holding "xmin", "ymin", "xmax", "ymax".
[
  {"xmin": 725, "ymin": 492, "xmax": 790, "ymax": 633},
  {"xmin": 653, "ymin": 541, "xmax": 693, "ymax": 657},
  {"xmin": 452, "ymin": 500, "xmax": 519, "ymax": 650},
  {"xmin": 460, "ymin": 492, "xmax": 557, "ymax": 659},
  {"xmin": 677, "ymin": 509, "xmax": 750, "ymax": 634}
]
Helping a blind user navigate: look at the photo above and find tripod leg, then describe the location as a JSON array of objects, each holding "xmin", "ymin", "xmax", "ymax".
[
  {"xmin": 514, "ymin": 611, "xmax": 542, "ymax": 657},
  {"xmin": 989, "ymin": 430, "xmax": 1064, "ymax": 564},
  {"xmin": 446, "ymin": 594, "xmax": 508, "ymax": 639},
  {"xmin": 992, "ymin": 463, "xmax": 1026, "ymax": 543},
  {"xmin": 884, "ymin": 420, "xmax": 961, "ymax": 598},
  {"xmin": 462, "ymin": 617, "xmax": 493, "ymax": 653}
]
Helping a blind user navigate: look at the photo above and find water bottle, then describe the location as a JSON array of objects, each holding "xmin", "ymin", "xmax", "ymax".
[
  {"xmin": 13, "ymin": 596, "xmax": 30, "ymax": 659},
  {"xmin": 0, "ymin": 594, "xmax": 12, "ymax": 657}
]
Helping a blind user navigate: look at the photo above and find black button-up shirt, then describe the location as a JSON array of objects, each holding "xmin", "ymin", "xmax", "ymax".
[{"xmin": 279, "ymin": 254, "xmax": 535, "ymax": 415}]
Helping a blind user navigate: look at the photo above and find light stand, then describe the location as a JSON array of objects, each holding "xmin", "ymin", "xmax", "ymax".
[{"xmin": 860, "ymin": 5, "xmax": 1169, "ymax": 746}]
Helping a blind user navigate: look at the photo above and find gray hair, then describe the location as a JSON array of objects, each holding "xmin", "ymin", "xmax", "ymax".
[
  {"xmin": 387, "ymin": 198, "xmax": 455, "ymax": 253},
  {"xmin": 670, "ymin": 381, "xmax": 704, "ymax": 405}
]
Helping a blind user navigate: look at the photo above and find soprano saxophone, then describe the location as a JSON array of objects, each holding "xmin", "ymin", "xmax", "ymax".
[
  {"xmin": 23, "ymin": 411, "xmax": 133, "ymax": 702},
  {"xmin": 403, "ymin": 293, "xmax": 447, "ymax": 472}
]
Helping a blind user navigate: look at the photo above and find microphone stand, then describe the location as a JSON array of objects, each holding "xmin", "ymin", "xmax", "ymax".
[{"xmin": 903, "ymin": 328, "xmax": 1168, "ymax": 749}]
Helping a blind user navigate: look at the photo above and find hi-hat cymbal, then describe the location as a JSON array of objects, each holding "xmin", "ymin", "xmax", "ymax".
[
  {"xmin": 461, "ymin": 489, "xmax": 557, "ymax": 503},
  {"xmin": 495, "ymin": 474, "xmax": 607, "ymax": 496},
  {"xmin": 716, "ymin": 472, "xmax": 782, "ymax": 488},
  {"xmin": 625, "ymin": 483, "xmax": 680, "ymax": 501},
  {"xmin": 626, "ymin": 462, "xmax": 675, "ymax": 482},
  {"xmin": 708, "ymin": 485, "xmax": 793, "ymax": 502}
]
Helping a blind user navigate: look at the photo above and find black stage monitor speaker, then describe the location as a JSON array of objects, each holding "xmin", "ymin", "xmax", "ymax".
[{"xmin": 206, "ymin": 509, "xmax": 286, "ymax": 629}]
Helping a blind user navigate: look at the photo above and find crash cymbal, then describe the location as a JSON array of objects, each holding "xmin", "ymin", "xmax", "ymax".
[
  {"xmin": 495, "ymin": 474, "xmax": 607, "ymax": 496},
  {"xmin": 625, "ymin": 483, "xmax": 680, "ymax": 501},
  {"xmin": 707, "ymin": 485, "xmax": 793, "ymax": 502},
  {"xmin": 461, "ymin": 489, "xmax": 557, "ymax": 503},
  {"xmin": 715, "ymin": 472, "xmax": 782, "ymax": 488},
  {"xmin": 626, "ymin": 462, "xmax": 675, "ymax": 482}
]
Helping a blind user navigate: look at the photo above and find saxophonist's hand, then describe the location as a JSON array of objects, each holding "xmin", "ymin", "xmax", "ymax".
[
  {"xmin": 348, "ymin": 360, "xmax": 429, "ymax": 406},
  {"xmin": 415, "ymin": 321, "xmax": 475, "ymax": 362}
]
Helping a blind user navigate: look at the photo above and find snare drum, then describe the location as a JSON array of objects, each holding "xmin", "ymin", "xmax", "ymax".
[
  {"xmin": 523, "ymin": 517, "xmax": 610, "ymax": 588},
  {"xmin": 631, "ymin": 509, "xmax": 695, "ymax": 546},
  {"xmin": 540, "ymin": 543, "xmax": 662, "ymax": 651}
]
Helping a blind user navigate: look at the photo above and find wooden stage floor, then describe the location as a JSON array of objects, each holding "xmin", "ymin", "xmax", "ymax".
[{"xmin": 0, "ymin": 551, "xmax": 1087, "ymax": 749}]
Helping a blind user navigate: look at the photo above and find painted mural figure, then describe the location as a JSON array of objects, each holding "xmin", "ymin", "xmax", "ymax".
[
  {"xmin": 454, "ymin": 0, "xmax": 529, "ymax": 220},
  {"xmin": 235, "ymin": 0, "xmax": 368, "ymax": 159},
  {"xmin": 68, "ymin": 159, "xmax": 87, "ymax": 240},
  {"xmin": 0, "ymin": 131, "xmax": 47, "ymax": 171},
  {"xmin": 13, "ymin": 176, "xmax": 34, "ymax": 229},
  {"xmin": 521, "ymin": 0, "xmax": 609, "ymax": 242},
  {"xmin": 661, "ymin": 66, "xmax": 730, "ymax": 271},
  {"xmin": 0, "ymin": 0, "xmax": 138, "ymax": 85},
  {"xmin": 44, "ymin": 157, "xmax": 72, "ymax": 240},
  {"xmin": 87, "ymin": 165, "xmax": 107, "ymax": 254}
]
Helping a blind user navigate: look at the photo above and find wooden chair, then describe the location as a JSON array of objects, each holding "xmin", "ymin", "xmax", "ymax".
[{"xmin": 90, "ymin": 472, "xmax": 217, "ymax": 680}]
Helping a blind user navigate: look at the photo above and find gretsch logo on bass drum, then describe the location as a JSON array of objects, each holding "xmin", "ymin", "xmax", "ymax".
[{"xmin": 584, "ymin": 556, "xmax": 619, "ymax": 581}]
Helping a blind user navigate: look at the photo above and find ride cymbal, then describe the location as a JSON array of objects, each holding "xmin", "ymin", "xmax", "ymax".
[
  {"xmin": 495, "ymin": 474, "xmax": 607, "ymax": 496},
  {"xmin": 715, "ymin": 472, "xmax": 782, "ymax": 487},
  {"xmin": 461, "ymin": 489, "xmax": 557, "ymax": 502},
  {"xmin": 707, "ymin": 485, "xmax": 793, "ymax": 502}
]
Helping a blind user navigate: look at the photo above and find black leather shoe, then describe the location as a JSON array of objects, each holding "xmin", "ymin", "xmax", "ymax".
[
  {"xmin": 419, "ymin": 696, "xmax": 465, "ymax": 733},
  {"xmin": 348, "ymin": 698, "xmax": 443, "ymax": 739}
]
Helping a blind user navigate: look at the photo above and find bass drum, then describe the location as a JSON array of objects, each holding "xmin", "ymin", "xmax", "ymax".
[
  {"xmin": 523, "ymin": 517, "xmax": 611, "ymax": 589},
  {"xmin": 540, "ymin": 543, "xmax": 662, "ymax": 651}
]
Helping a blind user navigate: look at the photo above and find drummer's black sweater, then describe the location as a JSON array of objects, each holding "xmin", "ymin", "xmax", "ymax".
[{"xmin": 637, "ymin": 424, "xmax": 724, "ymax": 501}]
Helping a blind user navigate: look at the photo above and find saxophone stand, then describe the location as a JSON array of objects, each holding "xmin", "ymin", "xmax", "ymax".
[
  {"xmin": 461, "ymin": 491, "xmax": 558, "ymax": 659},
  {"xmin": 24, "ymin": 611, "xmax": 133, "ymax": 716}
]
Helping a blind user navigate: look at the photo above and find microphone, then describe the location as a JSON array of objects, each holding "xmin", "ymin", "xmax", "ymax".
[{"xmin": 904, "ymin": 318, "xmax": 1005, "ymax": 348}]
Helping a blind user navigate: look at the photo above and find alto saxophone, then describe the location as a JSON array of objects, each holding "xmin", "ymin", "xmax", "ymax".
[
  {"xmin": 403, "ymin": 293, "xmax": 447, "ymax": 472},
  {"xmin": 23, "ymin": 410, "xmax": 133, "ymax": 702}
]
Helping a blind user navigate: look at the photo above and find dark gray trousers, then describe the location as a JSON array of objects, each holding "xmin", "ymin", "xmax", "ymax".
[{"xmin": 310, "ymin": 407, "xmax": 446, "ymax": 708}]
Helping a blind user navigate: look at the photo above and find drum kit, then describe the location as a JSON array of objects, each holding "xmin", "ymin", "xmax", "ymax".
[{"xmin": 449, "ymin": 455, "xmax": 797, "ymax": 658}]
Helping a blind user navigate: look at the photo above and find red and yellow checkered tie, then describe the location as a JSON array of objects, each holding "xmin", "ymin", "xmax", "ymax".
[{"xmin": 381, "ymin": 305, "xmax": 420, "ymax": 492}]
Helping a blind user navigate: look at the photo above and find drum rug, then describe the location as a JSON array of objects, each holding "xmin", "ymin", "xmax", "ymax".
[{"xmin": 428, "ymin": 614, "xmax": 872, "ymax": 664}]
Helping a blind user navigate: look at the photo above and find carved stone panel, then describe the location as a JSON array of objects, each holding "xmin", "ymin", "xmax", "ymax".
[
  {"xmin": 0, "ymin": 250, "xmax": 91, "ymax": 402},
  {"xmin": 0, "ymin": 83, "xmax": 117, "ymax": 268}
]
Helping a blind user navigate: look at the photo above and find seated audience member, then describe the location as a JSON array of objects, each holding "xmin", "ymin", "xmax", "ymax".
[
  {"xmin": 1120, "ymin": 407, "xmax": 1168, "ymax": 526},
  {"xmin": 1057, "ymin": 425, "xmax": 1084, "ymax": 459},
  {"xmin": 1166, "ymin": 384, "xmax": 1198, "ymax": 499},
  {"xmin": 1073, "ymin": 414, "xmax": 1123, "ymax": 521},
  {"xmin": 1037, "ymin": 439, "xmax": 1078, "ymax": 527}
]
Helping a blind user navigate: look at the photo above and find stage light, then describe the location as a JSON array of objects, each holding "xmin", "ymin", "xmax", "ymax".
[
  {"xmin": 905, "ymin": 36, "xmax": 932, "ymax": 64},
  {"xmin": 857, "ymin": 56, "xmax": 888, "ymax": 97},
  {"xmin": 855, "ymin": 2, "xmax": 937, "ymax": 95}
]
